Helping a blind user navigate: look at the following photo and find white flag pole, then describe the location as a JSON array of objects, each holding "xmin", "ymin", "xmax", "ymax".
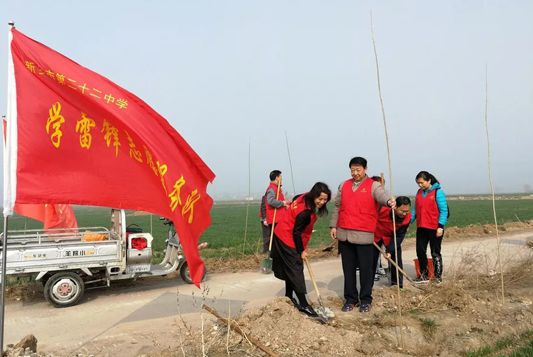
[
  {"xmin": 0, "ymin": 216, "xmax": 9, "ymax": 354},
  {"xmin": 1, "ymin": 21, "xmax": 17, "ymax": 354}
]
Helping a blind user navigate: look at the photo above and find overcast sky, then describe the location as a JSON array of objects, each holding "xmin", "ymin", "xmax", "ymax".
[{"xmin": 1, "ymin": 1, "xmax": 532, "ymax": 200}]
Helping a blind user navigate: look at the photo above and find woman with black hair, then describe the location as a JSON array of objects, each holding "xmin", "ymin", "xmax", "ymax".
[
  {"xmin": 272, "ymin": 182, "xmax": 331, "ymax": 316},
  {"xmin": 412, "ymin": 171, "xmax": 449, "ymax": 283}
]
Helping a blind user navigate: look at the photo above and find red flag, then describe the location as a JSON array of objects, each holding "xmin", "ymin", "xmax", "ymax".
[
  {"xmin": 4, "ymin": 27, "xmax": 215, "ymax": 285},
  {"xmin": 14, "ymin": 203, "xmax": 78, "ymax": 230},
  {"xmin": 8, "ymin": 120, "xmax": 78, "ymax": 230},
  {"xmin": 14, "ymin": 203, "xmax": 46, "ymax": 222},
  {"xmin": 44, "ymin": 204, "xmax": 78, "ymax": 230}
]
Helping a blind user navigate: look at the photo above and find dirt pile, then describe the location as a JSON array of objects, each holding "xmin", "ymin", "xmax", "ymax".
[
  {"xmin": 154, "ymin": 259, "xmax": 533, "ymax": 356},
  {"xmin": 445, "ymin": 220, "xmax": 533, "ymax": 239}
]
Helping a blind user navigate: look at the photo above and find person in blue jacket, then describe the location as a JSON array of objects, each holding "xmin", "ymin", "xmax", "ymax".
[{"xmin": 411, "ymin": 171, "xmax": 448, "ymax": 283}]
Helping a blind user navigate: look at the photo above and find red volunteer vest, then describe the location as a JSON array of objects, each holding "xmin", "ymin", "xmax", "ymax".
[
  {"xmin": 274, "ymin": 194, "xmax": 317, "ymax": 250},
  {"xmin": 415, "ymin": 189, "xmax": 439, "ymax": 229},
  {"xmin": 337, "ymin": 177, "xmax": 378, "ymax": 232},
  {"xmin": 374, "ymin": 206, "xmax": 412, "ymax": 246},
  {"xmin": 263, "ymin": 182, "xmax": 285, "ymax": 224}
]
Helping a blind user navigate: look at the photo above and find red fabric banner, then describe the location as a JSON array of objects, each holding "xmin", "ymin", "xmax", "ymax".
[
  {"xmin": 7, "ymin": 28, "xmax": 215, "ymax": 285},
  {"xmin": 14, "ymin": 203, "xmax": 78, "ymax": 230},
  {"xmin": 44, "ymin": 204, "xmax": 78, "ymax": 230},
  {"xmin": 14, "ymin": 203, "xmax": 45, "ymax": 222}
]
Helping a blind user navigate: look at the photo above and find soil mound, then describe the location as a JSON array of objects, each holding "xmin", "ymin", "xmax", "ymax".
[{"xmin": 155, "ymin": 260, "xmax": 533, "ymax": 356}]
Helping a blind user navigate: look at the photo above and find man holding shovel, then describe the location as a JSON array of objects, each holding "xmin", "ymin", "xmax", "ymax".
[
  {"xmin": 259, "ymin": 170, "xmax": 288, "ymax": 254},
  {"xmin": 373, "ymin": 196, "xmax": 412, "ymax": 289},
  {"xmin": 330, "ymin": 157, "xmax": 395, "ymax": 313}
]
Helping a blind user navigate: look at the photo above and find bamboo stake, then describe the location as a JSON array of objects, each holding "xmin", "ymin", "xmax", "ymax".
[
  {"xmin": 284, "ymin": 131, "xmax": 297, "ymax": 198},
  {"xmin": 226, "ymin": 299, "xmax": 231, "ymax": 356},
  {"xmin": 370, "ymin": 12, "xmax": 405, "ymax": 348},
  {"xmin": 202, "ymin": 304, "xmax": 279, "ymax": 357},
  {"xmin": 484, "ymin": 67, "xmax": 505, "ymax": 304},
  {"xmin": 242, "ymin": 138, "xmax": 251, "ymax": 256}
]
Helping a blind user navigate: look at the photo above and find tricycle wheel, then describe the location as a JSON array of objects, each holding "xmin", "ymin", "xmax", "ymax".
[
  {"xmin": 180, "ymin": 262, "xmax": 206, "ymax": 284},
  {"xmin": 44, "ymin": 272, "xmax": 85, "ymax": 308}
]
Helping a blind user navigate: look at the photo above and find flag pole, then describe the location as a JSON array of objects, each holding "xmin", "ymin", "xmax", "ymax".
[
  {"xmin": 1, "ymin": 21, "xmax": 16, "ymax": 354},
  {"xmin": 0, "ymin": 216, "xmax": 9, "ymax": 353}
]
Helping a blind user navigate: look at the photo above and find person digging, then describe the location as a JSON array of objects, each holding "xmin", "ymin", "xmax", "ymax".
[{"xmin": 271, "ymin": 182, "xmax": 331, "ymax": 317}]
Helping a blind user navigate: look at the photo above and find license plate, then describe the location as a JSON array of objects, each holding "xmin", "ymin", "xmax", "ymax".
[{"xmin": 127, "ymin": 264, "xmax": 151, "ymax": 273}]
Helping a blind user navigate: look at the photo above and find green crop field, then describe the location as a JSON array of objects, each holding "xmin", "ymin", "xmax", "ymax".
[{"xmin": 3, "ymin": 198, "xmax": 533, "ymax": 260}]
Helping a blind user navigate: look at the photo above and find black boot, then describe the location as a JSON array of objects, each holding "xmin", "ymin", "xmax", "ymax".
[
  {"xmin": 433, "ymin": 255, "xmax": 443, "ymax": 283},
  {"xmin": 299, "ymin": 305, "xmax": 318, "ymax": 317}
]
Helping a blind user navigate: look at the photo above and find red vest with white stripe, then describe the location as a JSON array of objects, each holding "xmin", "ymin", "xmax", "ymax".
[
  {"xmin": 415, "ymin": 189, "xmax": 439, "ymax": 229},
  {"xmin": 274, "ymin": 194, "xmax": 317, "ymax": 250},
  {"xmin": 374, "ymin": 206, "xmax": 411, "ymax": 246},
  {"xmin": 264, "ymin": 182, "xmax": 285, "ymax": 224},
  {"xmin": 337, "ymin": 177, "xmax": 378, "ymax": 232}
]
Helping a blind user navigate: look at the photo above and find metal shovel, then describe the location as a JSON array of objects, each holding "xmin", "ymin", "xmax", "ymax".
[{"xmin": 303, "ymin": 256, "xmax": 335, "ymax": 322}]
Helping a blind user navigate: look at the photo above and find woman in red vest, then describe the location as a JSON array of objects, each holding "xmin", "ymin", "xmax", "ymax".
[
  {"xmin": 373, "ymin": 196, "xmax": 412, "ymax": 288},
  {"xmin": 412, "ymin": 171, "xmax": 449, "ymax": 283},
  {"xmin": 272, "ymin": 182, "xmax": 331, "ymax": 316}
]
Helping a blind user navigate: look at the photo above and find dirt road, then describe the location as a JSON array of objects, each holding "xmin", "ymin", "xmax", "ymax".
[{"xmin": 5, "ymin": 230, "xmax": 533, "ymax": 356}]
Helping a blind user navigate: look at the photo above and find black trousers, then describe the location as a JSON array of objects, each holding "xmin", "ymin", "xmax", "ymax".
[
  {"xmin": 261, "ymin": 223, "xmax": 273, "ymax": 253},
  {"xmin": 416, "ymin": 227, "xmax": 443, "ymax": 278},
  {"xmin": 372, "ymin": 240, "xmax": 383, "ymax": 280},
  {"xmin": 339, "ymin": 240, "xmax": 374, "ymax": 305},
  {"xmin": 371, "ymin": 237, "xmax": 404, "ymax": 288},
  {"xmin": 388, "ymin": 236, "xmax": 404, "ymax": 287}
]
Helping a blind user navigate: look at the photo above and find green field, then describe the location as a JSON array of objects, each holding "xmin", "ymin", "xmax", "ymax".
[{"xmin": 3, "ymin": 198, "xmax": 533, "ymax": 260}]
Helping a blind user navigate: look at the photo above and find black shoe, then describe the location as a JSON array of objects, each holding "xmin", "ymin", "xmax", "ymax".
[
  {"xmin": 414, "ymin": 276, "xmax": 429, "ymax": 283},
  {"xmin": 390, "ymin": 283, "xmax": 404, "ymax": 289},
  {"xmin": 359, "ymin": 303, "xmax": 372, "ymax": 313},
  {"xmin": 289, "ymin": 297, "xmax": 301, "ymax": 309},
  {"xmin": 341, "ymin": 301, "xmax": 360, "ymax": 312},
  {"xmin": 299, "ymin": 305, "xmax": 318, "ymax": 317}
]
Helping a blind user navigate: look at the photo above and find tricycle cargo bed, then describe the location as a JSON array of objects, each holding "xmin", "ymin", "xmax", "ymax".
[
  {"xmin": 0, "ymin": 209, "xmax": 202, "ymax": 307},
  {"xmin": 0, "ymin": 227, "xmax": 121, "ymax": 275}
]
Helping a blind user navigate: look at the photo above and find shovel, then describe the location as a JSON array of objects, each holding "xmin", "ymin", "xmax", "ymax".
[
  {"xmin": 260, "ymin": 181, "xmax": 282, "ymax": 273},
  {"xmin": 303, "ymin": 256, "xmax": 335, "ymax": 322},
  {"xmin": 372, "ymin": 242, "xmax": 426, "ymax": 290}
]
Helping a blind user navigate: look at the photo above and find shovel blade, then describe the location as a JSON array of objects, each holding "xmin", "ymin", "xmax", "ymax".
[
  {"xmin": 315, "ymin": 306, "xmax": 335, "ymax": 321},
  {"xmin": 260, "ymin": 257, "xmax": 272, "ymax": 274}
]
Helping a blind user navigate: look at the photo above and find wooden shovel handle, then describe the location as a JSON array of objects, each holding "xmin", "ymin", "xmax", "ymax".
[
  {"xmin": 303, "ymin": 256, "xmax": 323, "ymax": 304},
  {"xmin": 267, "ymin": 180, "xmax": 282, "ymax": 252},
  {"xmin": 373, "ymin": 241, "xmax": 414, "ymax": 283}
]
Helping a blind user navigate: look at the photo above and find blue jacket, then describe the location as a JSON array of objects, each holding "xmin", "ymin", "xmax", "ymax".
[{"xmin": 411, "ymin": 182, "xmax": 448, "ymax": 228}]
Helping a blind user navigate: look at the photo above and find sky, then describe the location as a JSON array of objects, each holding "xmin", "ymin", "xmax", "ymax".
[{"xmin": 1, "ymin": 1, "xmax": 532, "ymax": 200}]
